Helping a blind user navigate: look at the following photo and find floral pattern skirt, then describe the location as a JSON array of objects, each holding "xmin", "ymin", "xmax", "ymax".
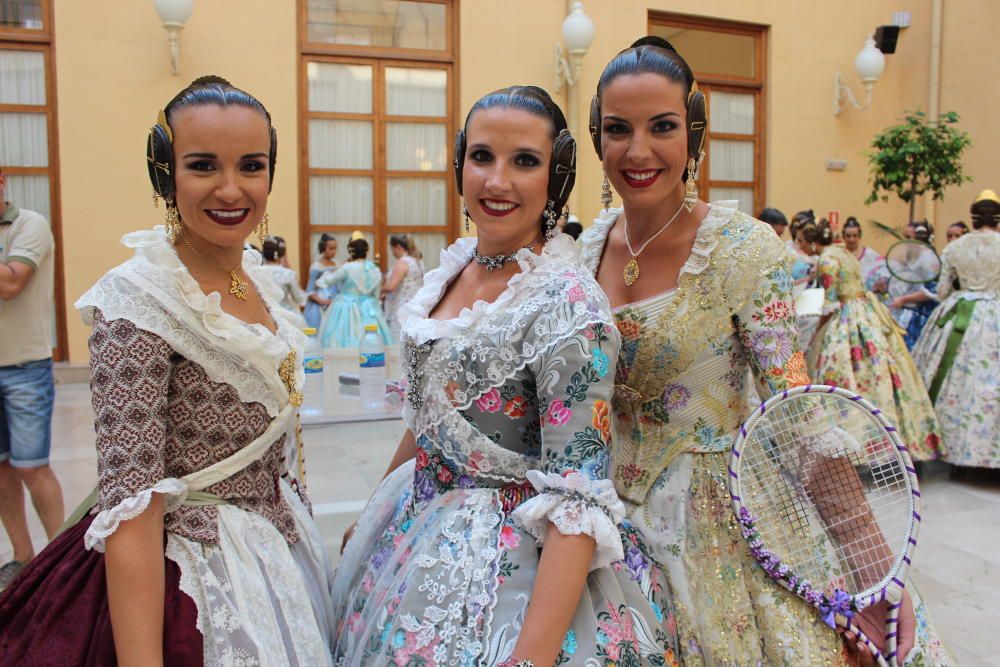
[
  {"xmin": 626, "ymin": 452, "xmax": 955, "ymax": 666},
  {"xmin": 807, "ymin": 296, "xmax": 942, "ymax": 461},
  {"xmin": 331, "ymin": 461, "xmax": 679, "ymax": 666},
  {"xmin": 912, "ymin": 294, "xmax": 1000, "ymax": 468}
]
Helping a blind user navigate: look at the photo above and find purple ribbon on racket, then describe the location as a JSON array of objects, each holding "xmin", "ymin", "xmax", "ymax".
[{"xmin": 819, "ymin": 589, "xmax": 855, "ymax": 629}]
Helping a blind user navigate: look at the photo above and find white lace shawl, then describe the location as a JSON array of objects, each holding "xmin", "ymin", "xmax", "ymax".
[
  {"xmin": 76, "ymin": 227, "xmax": 306, "ymax": 418},
  {"xmin": 398, "ymin": 233, "xmax": 626, "ymax": 568}
]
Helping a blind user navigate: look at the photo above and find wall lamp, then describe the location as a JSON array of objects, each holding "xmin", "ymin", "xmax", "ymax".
[
  {"xmin": 834, "ymin": 35, "xmax": 886, "ymax": 116},
  {"xmin": 154, "ymin": 0, "xmax": 194, "ymax": 75}
]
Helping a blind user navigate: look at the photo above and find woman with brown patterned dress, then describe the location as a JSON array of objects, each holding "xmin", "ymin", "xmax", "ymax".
[{"xmin": 0, "ymin": 77, "xmax": 335, "ymax": 666}]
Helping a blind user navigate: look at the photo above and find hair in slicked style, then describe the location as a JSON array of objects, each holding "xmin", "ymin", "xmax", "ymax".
[
  {"xmin": 454, "ymin": 85, "xmax": 577, "ymax": 236},
  {"xmin": 147, "ymin": 75, "xmax": 277, "ymax": 202},
  {"xmin": 758, "ymin": 207, "xmax": 788, "ymax": 227},
  {"xmin": 589, "ymin": 37, "xmax": 707, "ymax": 180}
]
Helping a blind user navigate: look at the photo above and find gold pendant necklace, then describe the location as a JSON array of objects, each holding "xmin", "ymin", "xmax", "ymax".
[
  {"xmin": 622, "ymin": 200, "xmax": 686, "ymax": 286},
  {"xmin": 180, "ymin": 231, "xmax": 250, "ymax": 300}
]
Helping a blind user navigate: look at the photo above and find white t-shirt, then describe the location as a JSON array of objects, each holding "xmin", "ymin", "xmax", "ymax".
[{"xmin": 0, "ymin": 203, "xmax": 54, "ymax": 365}]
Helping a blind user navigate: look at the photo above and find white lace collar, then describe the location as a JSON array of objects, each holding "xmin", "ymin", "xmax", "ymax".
[
  {"xmin": 580, "ymin": 200, "xmax": 739, "ymax": 280},
  {"xmin": 76, "ymin": 226, "xmax": 305, "ymax": 417},
  {"xmin": 400, "ymin": 231, "xmax": 580, "ymax": 344}
]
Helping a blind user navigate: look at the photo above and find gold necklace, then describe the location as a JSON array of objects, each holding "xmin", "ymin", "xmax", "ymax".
[
  {"xmin": 622, "ymin": 200, "xmax": 686, "ymax": 286},
  {"xmin": 180, "ymin": 231, "xmax": 249, "ymax": 300}
]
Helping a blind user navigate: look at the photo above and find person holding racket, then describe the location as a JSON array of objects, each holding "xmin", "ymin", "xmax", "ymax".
[{"xmin": 581, "ymin": 37, "xmax": 952, "ymax": 665}]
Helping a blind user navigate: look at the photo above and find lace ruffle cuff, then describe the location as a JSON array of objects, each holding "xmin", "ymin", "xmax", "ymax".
[
  {"xmin": 84, "ymin": 478, "xmax": 188, "ymax": 552},
  {"xmin": 511, "ymin": 470, "xmax": 626, "ymax": 571}
]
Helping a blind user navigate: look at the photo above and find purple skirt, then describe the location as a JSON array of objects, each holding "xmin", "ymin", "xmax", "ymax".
[{"xmin": 0, "ymin": 514, "xmax": 203, "ymax": 666}]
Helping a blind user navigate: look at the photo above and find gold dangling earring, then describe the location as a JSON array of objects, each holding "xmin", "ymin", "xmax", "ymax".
[
  {"xmin": 683, "ymin": 157, "xmax": 699, "ymax": 212},
  {"xmin": 164, "ymin": 202, "xmax": 181, "ymax": 244},
  {"xmin": 463, "ymin": 206, "xmax": 471, "ymax": 234},
  {"xmin": 255, "ymin": 212, "xmax": 270, "ymax": 246},
  {"xmin": 601, "ymin": 171, "xmax": 613, "ymax": 210},
  {"xmin": 152, "ymin": 190, "xmax": 160, "ymax": 208}
]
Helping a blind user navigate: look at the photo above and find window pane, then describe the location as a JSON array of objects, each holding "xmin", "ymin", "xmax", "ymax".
[
  {"xmin": 5, "ymin": 173, "xmax": 48, "ymax": 219},
  {"xmin": 0, "ymin": 50, "xmax": 45, "ymax": 104},
  {"xmin": 0, "ymin": 0, "xmax": 43, "ymax": 30},
  {"xmin": 308, "ymin": 62, "xmax": 372, "ymax": 113},
  {"xmin": 0, "ymin": 112, "xmax": 47, "ymax": 166},
  {"xmin": 387, "ymin": 178, "xmax": 446, "ymax": 227},
  {"xmin": 709, "ymin": 187, "xmax": 754, "ymax": 215},
  {"xmin": 710, "ymin": 92, "xmax": 754, "ymax": 135},
  {"xmin": 309, "ymin": 119, "xmax": 372, "ymax": 169},
  {"xmin": 709, "ymin": 139, "xmax": 753, "ymax": 182},
  {"xmin": 310, "ymin": 176, "xmax": 373, "ymax": 226},
  {"xmin": 386, "ymin": 231, "xmax": 449, "ymax": 272},
  {"xmin": 386, "ymin": 67, "xmax": 446, "ymax": 117},
  {"xmin": 307, "ymin": 0, "xmax": 446, "ymax": 51},
  {"xmin": 386, "ymin": 123, "xmax": 446, "ymax": 171},
  {"xmin": 651, "ymin": 24, "xmax": 755, "ymax": 78}
]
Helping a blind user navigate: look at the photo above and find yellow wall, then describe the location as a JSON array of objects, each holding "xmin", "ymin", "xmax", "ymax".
[
  {"xmin": 52, "ymin": 0, "xmax": 993, "ymax": 360},
  {"xmin": 54, "ymin": 0, "xmax": 299, "ymax": 361}
]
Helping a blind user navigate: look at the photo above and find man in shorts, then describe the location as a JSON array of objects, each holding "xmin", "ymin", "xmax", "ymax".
[{"xmin": 0, "ymin": 167, "xmax": 63, "ymax": 589}]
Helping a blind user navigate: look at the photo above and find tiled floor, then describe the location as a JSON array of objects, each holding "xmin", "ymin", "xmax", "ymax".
[{"xmin": 4, "ymin": 383, "xmax": 1000, "ymax": 664}]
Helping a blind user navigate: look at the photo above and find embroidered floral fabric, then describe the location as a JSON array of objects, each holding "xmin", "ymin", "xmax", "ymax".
[
  {"xmin": 580, "ymin": 203, "xmax": 954, "ymax": 665},
  {"xmin": 331, "ymin": 233, "xmax": 680, "ymax": 666},
  {"xmin": 806, "ymin": 245, "xmax": 942, "ymax": 461},
  {"xmin": 912, "ymin": 230, "xmax": 1000, "ymax": 467}
]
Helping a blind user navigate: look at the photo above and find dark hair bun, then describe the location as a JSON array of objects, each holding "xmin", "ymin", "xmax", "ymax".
[
  {"xmin": 189, "ymin": 75, "xmax": 232, "ymax": 87},
  {"xmin": 630, "ymin": 35, "xmax": 677, "ymax": 53}
]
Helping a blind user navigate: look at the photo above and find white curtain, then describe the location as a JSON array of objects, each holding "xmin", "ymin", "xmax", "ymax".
[
  {"xmin": 387, "ymin": 178, "xmax": 446, "ymax": 227},
  {"xmin": 710, "ymin": 91, "xmax": 754, "ymax": 134},
  {"xmin": 386, "ymin": 123, "xmax": 446, "ymax": 171},
  {"xmin": 0, "ymin": 49, "xmax": 45, "ymax": 104},
  {"xmin": 5, "ymin": 174, "xmax": 49, "ymax": 219},
  {"xmin": 385, "ymin": 67, "xmax": 446, "ymax": 117},
  {"xmin": 310, "ymin": 176, "xmax": 373, "ymax": 227},
  {"xmin": 709, "ymin": 187, "xmax": 754, "ymax": 215},
  {"xmin": 307, "ymin": 62, "xmax": 372, "ymax": 113},
  {"xmin": 708, "ymin": 139, "xmax": 753, "ymax": 182},
  {"xmin": 0, "ymin": 112, "xmax": 47, "ymax": 166},
  {"xmin": 309, "ymin": 119, "xmax": 372, "ymax": 170}
]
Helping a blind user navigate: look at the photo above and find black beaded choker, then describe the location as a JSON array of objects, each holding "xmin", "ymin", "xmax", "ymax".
[{"xmin": 471, "ymin": 244, "xmax": 532, "ymax": 271}]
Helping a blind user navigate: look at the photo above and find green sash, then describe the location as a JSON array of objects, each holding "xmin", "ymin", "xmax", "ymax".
[
  {"xmin": 928, "ymin": 297, "xmax": 977, "ymax": 403},
  {"xmin": 58, "ymin": 487, "xmax": 228, "ymax": 538}
]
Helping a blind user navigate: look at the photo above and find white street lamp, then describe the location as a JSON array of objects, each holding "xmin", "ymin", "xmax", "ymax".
[
  {"xmin": 834, "ymin": 35, "xmax": 886, "ymax": 115},
  {"xmin": 153, "ymin": 0, "xmax": 194, "ymax": 76},
  {"xmin": 554, "ymin": 1, "xmax": 594, "ymax": 212}
]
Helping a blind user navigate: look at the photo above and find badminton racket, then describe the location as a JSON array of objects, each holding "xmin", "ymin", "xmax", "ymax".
[{"xmin": 885, "ymin": 240, "xmax": 941, "ymax": 285}]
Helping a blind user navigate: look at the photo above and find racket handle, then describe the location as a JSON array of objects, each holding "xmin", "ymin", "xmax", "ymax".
[
  {"xmin": 886, "ymin": 600, "xmax": 902, "ymax": 667},
  {"xmin": 844, "ymin": 618, "xmax": 891, "ymax": 667}
]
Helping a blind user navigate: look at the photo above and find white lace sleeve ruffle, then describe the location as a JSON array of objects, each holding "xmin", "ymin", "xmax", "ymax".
[
  {"xmin": 511, "ymin": 470, "xmax": 626, "ymax": 571},
  {"xmin": 84, "ymin": 478, "xmax": 188, "ymax": 553}
]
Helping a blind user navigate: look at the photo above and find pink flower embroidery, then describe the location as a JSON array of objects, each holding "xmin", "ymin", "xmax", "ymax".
[
  {"xmin": 850, "ymin": 346, "xmax": 864, "ymax": 362},
  {"xmin": 499, "ymin": 525, "xmax": 521, "ymax": 550},
  {"xmin": 597, "ymin": 603, "xmax": 637, "ymax": 660},
  {"xmin": 568, "ymin": 285, "xmax": 586, "ymax": 303},
  {"xmin": 475, "ymin": 387, "xmax": 502, "ymax": 413},
  {"xmin": 547, "ymin": 399, "xmax": 572, "ymax": 426}
]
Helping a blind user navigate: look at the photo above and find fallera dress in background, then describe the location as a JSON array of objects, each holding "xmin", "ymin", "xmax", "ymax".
[
  {"xmin": 258, "ymin": 262, "xmax": 308, "ymax": 326},
  {"xmin": 581, "ymin": 202, "xmax": 953, "ymax": 666},
  {"xmin": 330, "ymin": 233, "xmax": 680, "ymax": 666},
  {"xmin": 383, "ymin": 254, "xmax": 424, "ymax": 341},
  {"xmin": 912, "ymin": 229, "xmax": 1000, "ymax": 468},
  {"xmin": 318, "ymin": 260, "xmax": 391, "ymax": 349},
  {"xmin": 304, "ymin": 258, "xmax": 338, "ymax": 330},
  {"xmin": 807, "ymin": 244, "xmax": 942, "ymax": 461},
  {"xmin": 0, "ymin": 228, "xmax": 336, "ymax": 666}
]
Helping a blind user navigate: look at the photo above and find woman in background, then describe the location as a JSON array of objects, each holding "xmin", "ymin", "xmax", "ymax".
[
  {"xmin": 807, "ymin": 220, "xmax": 942, "ymax": 462},
  {"xmin": 304, "ymin": 232, "xmax": 338, "ymax": 329},
  {"xmin": 381, "ymin": 233, "xmax": 425, "ymax": 341},
  {"xmin": 887, "ymin": 221, "xmax": 939, "ymax": 348},
  {"xmin": 317, "ymin": 235, "xmax": 391, "ymax": 348},
  {"xmin": 260, "ymin": 235, "xmax": 307, "ymax": 319},
  {"xmin": 842, "ymin": 217, "xmax": 883, "ymax": 289}
]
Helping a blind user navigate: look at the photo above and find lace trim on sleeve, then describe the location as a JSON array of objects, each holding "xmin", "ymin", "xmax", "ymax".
[
  {"xmin": 510, "ymin": 470, "xmax": 626, "ymax": 571},
  {"xmin": 84, "ymin": 478, "xmax": 188, "ymax": 553}
]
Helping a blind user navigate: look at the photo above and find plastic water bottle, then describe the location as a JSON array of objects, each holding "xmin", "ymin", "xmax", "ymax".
[
  {"xmin": 301, "ymin": 327, "xmax": 324, "ymax": 415},
  {"xmin": 359, "ymin": 324, "xmax": 386, "ymax": 411}
]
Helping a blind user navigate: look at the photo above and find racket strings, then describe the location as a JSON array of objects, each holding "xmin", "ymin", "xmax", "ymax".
[{"xmin": 740, "ymin": 395, "xmax": 911, "ymax": 596}]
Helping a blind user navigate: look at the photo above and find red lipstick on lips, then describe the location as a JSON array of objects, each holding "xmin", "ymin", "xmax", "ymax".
[
  {"xmin": 480, "ymin": 199, "xmax": 519, "ymax": 217},
  {"xmin": 621, "ymin": 170, "xmax": 662, "ymax": 189},
  {"xmin": 205, "ymin": 209, "xmax": 250, "ymax": 226}
]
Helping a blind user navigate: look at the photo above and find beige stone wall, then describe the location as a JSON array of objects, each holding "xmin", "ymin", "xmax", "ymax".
[{"xmin": 52, "ymin": 0, "xmax": 994, "ymax": 359}]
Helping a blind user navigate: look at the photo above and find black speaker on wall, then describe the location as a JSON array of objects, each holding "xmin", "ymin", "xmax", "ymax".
[{"xmin": 874, "ymin": 25, "xmax": 900, "ymax": 54}]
